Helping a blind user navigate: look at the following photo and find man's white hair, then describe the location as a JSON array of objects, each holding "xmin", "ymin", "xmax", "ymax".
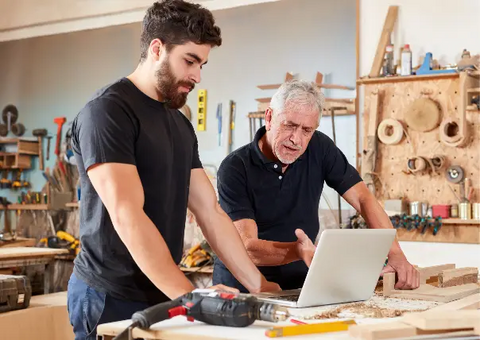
[{"xmin": 269, "ymin": 80, "xmax": 325, "ymax": 119}]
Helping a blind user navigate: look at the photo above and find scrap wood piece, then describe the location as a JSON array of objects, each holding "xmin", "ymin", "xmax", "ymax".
[
  {"xmin": 369, "ymin": 6, "xmax": 399, "ymax": 78},
  {"xmin": 348, "ymin": 321, "xmax": 417, "ymax": 340},
  {"xmin": 428, "ymin": 293, "xmax": 480, "ymax": 312},
  {"xmin": 439, "ymin": 267, "xmax": 479, "ymax": 288},
  {"xmin": 420, "ymin": 264, "xmax": 456, "ymax": 284},
  {"xmin": 383, "ymin": 272, "xmax": 480, "ymax": 303},
  {"xmin": 257, "ymin": 72, "xmax": 294, "ymax": 90},
  {"xmin": 361, "ymin": 90, "xmax": 381, "ymax": 194},
  {"xmin": 402, "ymin": 310, "xmax": 480, "ymax": 330},
  {"xmin": 315, "ymin": 72, "xmax": 354, "ymax": 90}
]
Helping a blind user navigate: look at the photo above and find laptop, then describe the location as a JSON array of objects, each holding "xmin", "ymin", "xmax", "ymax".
[{"xmin": 252, "ymin": 229, "xmax": 396, "ymax": 308}]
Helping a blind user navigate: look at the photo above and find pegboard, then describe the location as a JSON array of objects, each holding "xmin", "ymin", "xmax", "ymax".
[{"xmin": 360, "ymin": 74, "xmax": 480, "ymax": 244}]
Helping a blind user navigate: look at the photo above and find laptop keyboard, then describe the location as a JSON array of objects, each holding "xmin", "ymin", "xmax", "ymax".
[{"xmin": 273, "ymin": 294, "xmax": 300, "ymax": 302}]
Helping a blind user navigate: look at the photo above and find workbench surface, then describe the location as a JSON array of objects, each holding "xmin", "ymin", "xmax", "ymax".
[{"xmin": 97, "ymin": 296, "xmax": 439, "ymax": 340}]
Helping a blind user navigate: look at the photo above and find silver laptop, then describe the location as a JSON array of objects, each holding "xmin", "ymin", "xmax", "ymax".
[{"xmin": 253, "ymin": 229, "xmax": 396, "ymax": 308}]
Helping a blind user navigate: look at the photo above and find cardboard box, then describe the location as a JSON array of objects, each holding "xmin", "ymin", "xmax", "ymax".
[{"xmin": 0, "ymin": 291, "xmax": 74, "ymax": 340}]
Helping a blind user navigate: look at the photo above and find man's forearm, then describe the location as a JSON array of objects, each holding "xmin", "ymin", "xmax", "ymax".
[
  {"xmin": 111, "ymin": 207, "xmax": 195, "ymax": 299},
  {"xmin": 358, "ymin": 196, "xmax": 406, "ymax": 259},
  {"xmin": 197, "ymin": 204, "xmax": 272, "ymax": 292}
]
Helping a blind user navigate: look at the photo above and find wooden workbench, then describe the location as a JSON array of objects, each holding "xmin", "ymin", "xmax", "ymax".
[
  {"xmin": 97, "ymin": 296, "xmax": 439, "ymax": 340},
  {"xmin": 0, "ymin": 247, "xmax": 68, "ymax": 293}
]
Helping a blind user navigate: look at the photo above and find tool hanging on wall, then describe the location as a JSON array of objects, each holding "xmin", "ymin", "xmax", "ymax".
[
  {"xmin": 32, "ymin": 128, "xmax": 47, "ymax": 170},
  {"xmin": 46, "ymin": 135, "xmax": 52, "ymax": 161},
  {"xmin": 197, "ymin": 89, "xmax": 207, "ymax": 131},
  {"xmin": 2, "ymin": 104, "xmax": 18, "ymax": 135},
  {"xmin": 377, "ymin": 118, "xmax": 404, "ymax": 145},
  {"xmin": 446, "ymin": 165, "xmax": 464, "ymax": 184},
  {"xmin": 228, "ymin": 100, "xmax": 236, "ymax": 154},
  {"xmin": 439, "ymin": 72, "xmax": 471, "ymax": 148},
  {"xmin": 53, "ymin": 117, "xmax": 66, "ymax": 157},
  {"xmin": 405, "ymin": 98, "xmax": 441, "ymax": 132},
  {"xmin": 361, "ymin": 90, "xmax": 381, "ymax": 194},
  {"xmin": 216, "ymin": 103, "xmax": 222, "ymax": 147}
]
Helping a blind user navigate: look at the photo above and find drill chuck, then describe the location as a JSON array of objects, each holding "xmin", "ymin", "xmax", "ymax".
[{"xmin": 258, "ymin": 302, "xmax": 289, "ymax": 322}]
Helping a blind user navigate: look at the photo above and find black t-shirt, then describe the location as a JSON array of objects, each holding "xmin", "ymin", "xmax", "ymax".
[
  {"xmin": 213, "ymin": 126, "xmax": 362, "ymax": 292},
  {"xmin": 72, "ymin": 78, "xmax": 202, "ymax": 303}
]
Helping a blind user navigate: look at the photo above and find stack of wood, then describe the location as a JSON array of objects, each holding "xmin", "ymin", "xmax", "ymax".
[{"xmin": 350, "ymin": 264, "xmax": 480, "ymax": 339}]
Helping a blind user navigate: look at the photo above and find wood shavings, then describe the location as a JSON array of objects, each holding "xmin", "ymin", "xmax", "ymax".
[{"xmin": 303, "ymin": 301, "xmax": 425, "ymax": 320}]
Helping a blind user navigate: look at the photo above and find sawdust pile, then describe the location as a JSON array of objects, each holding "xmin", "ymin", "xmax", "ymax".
[{"xmin": 304, "ymin": 301, "xmax": 424, "ymax": 320}]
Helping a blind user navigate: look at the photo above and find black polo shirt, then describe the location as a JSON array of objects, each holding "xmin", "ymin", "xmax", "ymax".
[
  {"xmin": 213, "ymin": 126, "xmax": 362, "ymax": 292},
  {"xmin": 72, "ymin": 77, "xmax": 202, "ymax": 303}
]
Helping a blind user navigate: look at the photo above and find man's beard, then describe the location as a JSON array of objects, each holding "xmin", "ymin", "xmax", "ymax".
[{"xmin": 155, "ymin": 59, "xmax": 195, "ymax": 109}]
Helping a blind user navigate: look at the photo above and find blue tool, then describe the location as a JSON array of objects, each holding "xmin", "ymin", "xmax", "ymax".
[
  {"xmin": 216, "ymin": 103, "xmax": 222, "ymax": 146},
  {"xmin": 416, "ymin": 52, "xmax": 457, "ymax": 75}
]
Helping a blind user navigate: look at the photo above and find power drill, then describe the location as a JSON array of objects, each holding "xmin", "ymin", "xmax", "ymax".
[{"xmin": 113, "ymin": 290, "xmax": 289, "ymax": 340}]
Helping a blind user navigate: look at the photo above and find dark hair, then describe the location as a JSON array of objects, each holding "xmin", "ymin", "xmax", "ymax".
[{"xmin": 140, "ymin": 0, "xmax": 222, "ymax": 61}]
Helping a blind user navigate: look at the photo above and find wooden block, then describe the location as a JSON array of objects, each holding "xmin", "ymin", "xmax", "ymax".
[
  {"xmin": 429, "ymin": 293, "xmax": 480, "ymax": 311},
  {"xmin": 439, "ymin": 267, "xmax": 479, "ymax": 288},
  {"xmin": 420, "ymin": 264, "xmax": 456, "ymax": 284},
  {"xmin": 369, "ymin": 6, "xmax": 398, "ymax": 78},
  {"xmin": 348, "ymin": 322, "xmax": 417, "ymax": 340},
  {"xmin": 383, "ymin": 272, "xmax": 480, "ymax": 302},
  {"xmin": 403, "ymin": 310, "xmax": 480, "ymax": 330}
]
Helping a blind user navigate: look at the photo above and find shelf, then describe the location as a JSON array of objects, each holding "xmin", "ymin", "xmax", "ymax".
[
  {"xmin": 257, "ymin": 84, "xmax": 282, "ymax": 90},
  {"xmin": 441, "ymin": 219, "xmax": 480, "ymax": 225},
  {"xmin": 65, "ymin": 202, "xmax": 79, "ymax": 208},
  {"xmin": 317, "ymin": 84, "xmax": 354, "ymax": 90},
  {"xmin": 467, "ymin": 88, "xmax": 480, "ymax": 93},
  {"xmin": 180, "ymin": 266, "xmax": 213, "ymax": 274},
  {"xmin": 357, "ymin": 73, "xmax": 459, "ymax": 85},
  {"xmin": 0, "ymin": 204, "xmax": 49, "ymax": 210}
]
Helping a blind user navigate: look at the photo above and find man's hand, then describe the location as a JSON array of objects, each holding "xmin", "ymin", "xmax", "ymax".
[
  {"xmin": 381, "ymin": 254, "xmax": 420, "ymax": 290},
  {"xmin": 295, "ymin": 229, "xmax": 316, "ymax": 267},
  {"xmin": 259, "ymin": 280, "xmax": 282, "ymax": 293},
  {"xmin": 208, "ymin": 284, "xmax": 240, "ymax": 293}
]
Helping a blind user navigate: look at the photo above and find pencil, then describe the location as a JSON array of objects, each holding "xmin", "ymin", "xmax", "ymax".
[{"xmin": 265, "ymin": 320, "xmax": 357, "ymax": 338}]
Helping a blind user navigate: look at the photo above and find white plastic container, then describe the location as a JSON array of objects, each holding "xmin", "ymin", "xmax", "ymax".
[{"xmin": 401, "ymin": 44, "xmax": 412, "ymax": 76}]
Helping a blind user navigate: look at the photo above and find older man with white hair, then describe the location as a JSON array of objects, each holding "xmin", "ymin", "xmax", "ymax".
[{"xmin": 213, "ymin": 80, "xmax": 419, "ymax": 292}]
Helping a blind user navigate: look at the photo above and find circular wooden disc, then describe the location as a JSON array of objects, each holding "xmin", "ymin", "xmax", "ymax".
[{"xmin": 405, "ymin": 98, "xmax": 441, "ymax": 132}]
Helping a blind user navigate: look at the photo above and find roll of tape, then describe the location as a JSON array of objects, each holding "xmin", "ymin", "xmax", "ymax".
[
  {"xmin": 407, "ymin": 156, "xmax": 427, "ymax": 173},
  {"xmin": 377, "ymin": 119, "xmax": 404, "ymax": 145},
  {"xmin": 440, "ymin": 119, "xmax": 462, "ymax": 144}
]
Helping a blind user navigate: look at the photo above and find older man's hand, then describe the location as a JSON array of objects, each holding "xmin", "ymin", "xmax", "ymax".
[
  {"xmin": 381, "ymin": 254, "xmax": 420, "ymax": 290},
  {"xmin": 295, "ymin": 229, "xmax": 316, "ymax": 267}
]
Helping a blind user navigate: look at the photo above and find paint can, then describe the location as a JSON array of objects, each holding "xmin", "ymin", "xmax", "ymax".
[
  {"xmin": 459, "ymin": 202, "xmax": 472, "ymax": 220},
  {"xmin": 432, "ymin": 205, "xmax": 450, "ymax": 219},
  {"xmin": 473, "ymin": 203, "xmax": 480, "ymax": 220},
  {"xmin": 409, "ymin": 201, "xmax": 427, "ymax": 216},
  {"xmin": 450, "ymin": 204, "xmax": 459, "ymax": 218}
]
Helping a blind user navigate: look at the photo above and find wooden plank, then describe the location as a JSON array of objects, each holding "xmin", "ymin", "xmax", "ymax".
[
  {"xmin": 442, "ymin": 219, "xmax": 480, "ymax": 225},
  {"xmin": 402, "ymin": 310, "xmax": 480, "ymax": 330},
  {"xmin": 384, "ymin": 271, "xmax": 480, "ymax": 302},
  {"xmin": 0, "ymin": 247, "xmax": 68, "ymax": 260},
  {"xmin": 0, "ymin": 204, "xmax": 49, "ymax": 210},
  {"xmin": 428, "ymin": 293, "xmax": 480, "ymax": 311},
  {"xmin": 420, "ymin": 264, "xmax": 456, "ymax": 284},
  {"xmin": 255, "ymin": 97, "xmax": 271, "ymax": 103},
  {"xmin": 368, "ymin": 6, "xmax": 398, "ymax": 78},
  {"xmin": 397, "ymin": 226, "xmax": 480, "ymax": 244},
  {"xmin": 317, "ymin": 84, "xmax": 354, "ymax": 90},
  {"xmin": 356, "ymin": 0, "xmax": 360, "ymax": 171},
  {"xmin": 348, "ymin": 322, "xmax": 417, "ymax": 340},
  {"xmin": 357, "ymin": 73, "xmax": 459, "ymax": 85},
  {"xmin": 467, "ymin": 88, "xmax": 480, "ymax": 93},
  {"xmin": 0, "ymin": 237, "xmax": 36, "ymax": 248},
  {"xmin": 439, "ymin": 268, "xmax": 479, "ymax": 288}
]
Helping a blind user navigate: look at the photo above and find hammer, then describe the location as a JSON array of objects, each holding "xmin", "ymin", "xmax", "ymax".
[
  {"xmin": 53, "ymin": 117, "xmax": 66, "ymax": 158},
  {"xmin": 33, "ymin": 128, "xmax": 47, "ymax": 171}
]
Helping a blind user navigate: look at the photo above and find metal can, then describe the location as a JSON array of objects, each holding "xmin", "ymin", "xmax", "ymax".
[
  {"xmin": 459, "ymin": 202, "xmax": 472, "ymax": 220},
  {"xmin": 451, "ymin": 204, "xmax": 459, "ymax": 218},
  {"xmin": 410, "ymin": 201, "xmax": 427, "ymax": 217},
  {"xmin": 473, "ymin": 203, "xmax": 480, "ymax": 220}
]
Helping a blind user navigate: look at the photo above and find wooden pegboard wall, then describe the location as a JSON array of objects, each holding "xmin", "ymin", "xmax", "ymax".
[
  {"xmin": 363, "ymin": 77, "xmax": 479, "ymax": 203},
  {"xmin": 361, "ymin": 75, "xmax": 480, "ymax": 244}
]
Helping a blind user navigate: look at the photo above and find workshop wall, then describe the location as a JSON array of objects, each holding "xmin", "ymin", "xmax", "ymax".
[
  {"xmin": 359, "ymin": 0, "xmax": 480, "ymax": 269},
  {"xmin": 0, "ymin": 0, "xmax": 357, "ymax": 214}
]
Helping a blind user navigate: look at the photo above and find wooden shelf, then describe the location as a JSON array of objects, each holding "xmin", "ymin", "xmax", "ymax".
[
  {"xmin": 467, "ymin": 88, "xmax": 480, "ymax": 93},
  {"xmin": 357, "ymin": 73, "xmax": 459, "ymax": 85},
  {"xmin": 442, "ymin": 219, "xmax": 480, "ymax": 225},
  {"xmin": 317, "ymin": 84, "xmax": 354, "ymax": 90},
  {"xmin": 65, "ymin": 202, "xmax": 79, "ymax": 208},
  {"xmin": 180, "ymin": 266, "xmax": 213, "ymax": 274},
  {"xmin": 0, "ymin": 204, "xmax": 49, "ymax": 210}
]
